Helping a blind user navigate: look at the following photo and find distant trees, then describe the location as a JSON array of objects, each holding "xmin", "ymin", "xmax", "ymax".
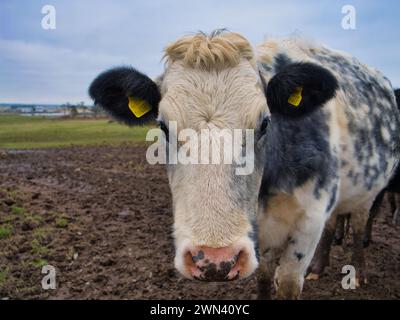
[
  {"xmin": 60, "ymin": 102, "xmax": 78, "ymax": 117},
  {"xmin": 92, "ymin": 104, "xmax": 105, "ymax": 118},
  {"xmin": 60, "ymin": 102, "xmax": 105, "ymax": 118},
  {"xmin": 69, "ymin": 105, "xmax": 78, "ymax": 117},
  {"xmin": 77, "ymin": 101, "xmax": 89, "ymax": 117},
  {"xmin": 60, "ymin": 102, "xmax": 71, "ymax": 115}
]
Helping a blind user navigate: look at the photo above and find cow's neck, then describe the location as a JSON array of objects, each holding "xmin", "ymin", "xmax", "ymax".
[{"xmin": 259, "ymin": 109, "xmax": 334, "ymax": 201}]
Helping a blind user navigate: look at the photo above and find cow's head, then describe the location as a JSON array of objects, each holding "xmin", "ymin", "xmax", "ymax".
[{"xmin": 89, "ymin": 31, "xmax": 337, "ymax": 281}]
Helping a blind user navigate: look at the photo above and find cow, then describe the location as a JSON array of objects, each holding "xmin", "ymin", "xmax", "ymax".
[
  {"xmin": 363, "ymin": 162, "xmax": 400, "ymax": 246},
  {"xmin": 88, "ymin": 30, "xmax": 400, "ymax": 299},
  {"xmin": 308, "ymin": 90, "xmax": 400, "ymax": 282},
  {"xmin": 332, "ymin": 164, "xmax": 400, "ymax": 249},
  {"xmin": 364, "ymin": 89, "xmax": 400, "ymax": 236}
]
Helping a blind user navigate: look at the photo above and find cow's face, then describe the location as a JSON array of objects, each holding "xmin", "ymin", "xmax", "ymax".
[
  {"xmin": 89, "ymin": 31, "xmax": 338, "ymax": 282},
  {"xmin": 159, "ymin": 52, "xmax": 268, "ymax": 281}
]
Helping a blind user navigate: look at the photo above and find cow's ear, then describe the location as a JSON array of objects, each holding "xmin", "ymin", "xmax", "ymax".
[
  {"xmin": 89, "ymin": 67, "xmax": 160, "ymax": 125},
  {"xmin": 263, "ymin": 62, "xmax": 338, "ymax": 117}
]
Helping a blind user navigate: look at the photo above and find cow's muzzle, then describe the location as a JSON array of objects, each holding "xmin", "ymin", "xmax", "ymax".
[{"xmin": 175, "ymin": 238, "xmax": 258, "ymax": 281}]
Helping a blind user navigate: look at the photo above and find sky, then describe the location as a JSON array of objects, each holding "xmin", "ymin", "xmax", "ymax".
[{"xmin": 0, "ymin": 0, "xmax": 399, "ymax": 104}]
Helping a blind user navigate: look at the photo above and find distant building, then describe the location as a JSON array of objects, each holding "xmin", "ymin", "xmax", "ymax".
[
  {"xmin": 20, "ymin": 107, "xmax": 33, "ymax": 113},
  {"xmin": 0, "ymin": 105, "xmax": 12, "ymax": 113}
]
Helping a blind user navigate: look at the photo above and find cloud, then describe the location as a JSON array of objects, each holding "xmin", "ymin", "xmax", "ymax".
[
  {"xmin": 0, "ymin": 0, "xmax": 399, "ymax": 103},
  {"xmin": 0, "ymin": 39, "xmax": 133, "ymax": 103}
]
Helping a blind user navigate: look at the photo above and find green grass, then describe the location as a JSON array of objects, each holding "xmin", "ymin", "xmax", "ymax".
[
  {"xmin": 10, "ymin": 205, "xmax": 25, "ymax": 216},
  {"xmin": 0, "ymin": 115, "xmax": 154, "ymax": 149},
  {"xmin": 0, "ymin": 268, "xmax": 9, "ymax": 286},
  {"xmin": 33, "ymin": 227, "xmax": 49, "ymax": 242},
  {"xmin": 30, "ymin": 239, "xmax": 49, "ymax": 255},
  {"xmin": 10, "ymin": 205, "xmax": 41, "ymax": 223},
  {"xmin": 31, "ymin": 259, "xmax": 48, "ymax": 268},
  {"xmin": 25, "ymin": 213, "xmax": 42, "ymax": 223},
  {"xmin": 55, "ymin": 218, "xmax": 68, "ymax": 228},
  {"xmin": 0, "ymin": 225, "xmax": 13, "ymax": 239}
]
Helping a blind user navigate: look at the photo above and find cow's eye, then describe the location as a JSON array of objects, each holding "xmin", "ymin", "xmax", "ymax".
[
  {"xmin": 259, "ymin": 117, "xmax": 270, "ymax": 137},
  {"xmin": 159, "ymin": 121, "xmax": 169, "ymax": 141}
]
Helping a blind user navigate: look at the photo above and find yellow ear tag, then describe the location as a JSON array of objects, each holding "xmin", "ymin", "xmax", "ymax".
[
  {"xmin": 128, "ymin": 96, "xmax": 152, "ymax": 118},
  {"xmin": 288, "ymin": 86, "xmax": 303, "ymax": 107}
]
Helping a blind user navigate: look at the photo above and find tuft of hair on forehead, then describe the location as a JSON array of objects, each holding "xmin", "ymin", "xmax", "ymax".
[{"xmin": 164, "ymin": 29, "xmax": 254, "ymax": 71}]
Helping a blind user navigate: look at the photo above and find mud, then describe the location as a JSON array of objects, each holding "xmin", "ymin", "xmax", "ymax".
[{"xmin": 0, "ymin": 144, "xmax": 399, "ymax": 299}]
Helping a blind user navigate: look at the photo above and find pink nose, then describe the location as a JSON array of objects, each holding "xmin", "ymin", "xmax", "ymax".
[{"xmin": 183, "ymin": 246, "xmax": 248, "ymax": 281}]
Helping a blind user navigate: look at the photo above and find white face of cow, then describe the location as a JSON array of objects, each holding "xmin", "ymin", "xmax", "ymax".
[
  {"xmin": 159, "ymin": 56, "xmax": 268, "ymax": 280},
  {"xmin": 89, "ymin": 30, "xmax": 339, "ymax": 282}
]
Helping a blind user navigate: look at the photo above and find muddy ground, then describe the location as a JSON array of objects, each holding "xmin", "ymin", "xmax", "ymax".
[{"xmin": 0, "ymin": 144, "xmax": 399, "ymax": 300}]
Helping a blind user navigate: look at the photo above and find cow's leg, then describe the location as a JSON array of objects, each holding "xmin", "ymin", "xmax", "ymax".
[
  {"xmin": 275, "ymin": 212, "xmax": 326, "ymax": 299},
  {"xmin": 257, "ymin": 215, "xmax": 290, "ymax": 300},
  {"xmin": 351, "ymin": 208, "xmax": 369, "ymax": 287},
  {"xmin": 389, "ymin": 193, "xmax": 400, "ymax": 224},
  {"xmin": 393, "ymin": 193, "xmax": 400, "ymax": 225},
  {"xmin": 386, "ymin": 192, "xmax": 400, "ymax": 224},
  {"xmin": 306, "ymin": 214, "xmax": 337, "ymax": 280},
  {"xmin": 364, "ymin": 190, "xmax": 384, "ymax": 247},
  {"xmin": 388, "ymin": 192, "xmax": 396, "ymax": 222},
  {"xmin": 333, "ymin": 214, "xmax": 345, "ymax": 246},
  {"xmin": 257, "ymin": 248, "xmax": 280, "ymax": 300}
]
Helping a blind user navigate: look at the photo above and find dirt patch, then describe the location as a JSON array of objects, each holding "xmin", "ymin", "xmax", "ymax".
[{"xmin": 0, "ymin": 144, "xmax": 399, "ymax": 299}]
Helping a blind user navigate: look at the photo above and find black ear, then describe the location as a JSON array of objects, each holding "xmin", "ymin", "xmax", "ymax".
[
  {"xmin": 394, "ymin": 88, "xmax": 400, "ymax": 107},
  {"xmin": 88, "ymin": 67, "xmax": 161, "ymax": 125},
  {"xmin": 263, "ymin": 62, "xmax": 338, "ymax": 117}
]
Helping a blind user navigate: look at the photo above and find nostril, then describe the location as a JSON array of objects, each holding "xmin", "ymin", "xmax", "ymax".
[
  {"xmin": 184, "ymin": 250, "xmax": 196, "ymax": 268},
  {"xmin": 237, "ymin": 250, "xmax": 244, "ymax": 261},
  {"xmin": 235, "ymin": 249, "xmax": 247, "ymax": 268},
  {"xmin": 232, "ymin": 253, "xmax": 240, "ymax": 265},
  {"xmin": 228, "ymin": 249, "xmax": 248, "ymax": 277},
  {"xmin": 184, "ymin": 250, "xmax": 207, "ymax": 273}
]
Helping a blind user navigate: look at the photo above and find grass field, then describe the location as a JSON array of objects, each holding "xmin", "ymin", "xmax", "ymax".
[{"xmin": 0, "ymin": 115, "xmax": 153, "ymax": 149}]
